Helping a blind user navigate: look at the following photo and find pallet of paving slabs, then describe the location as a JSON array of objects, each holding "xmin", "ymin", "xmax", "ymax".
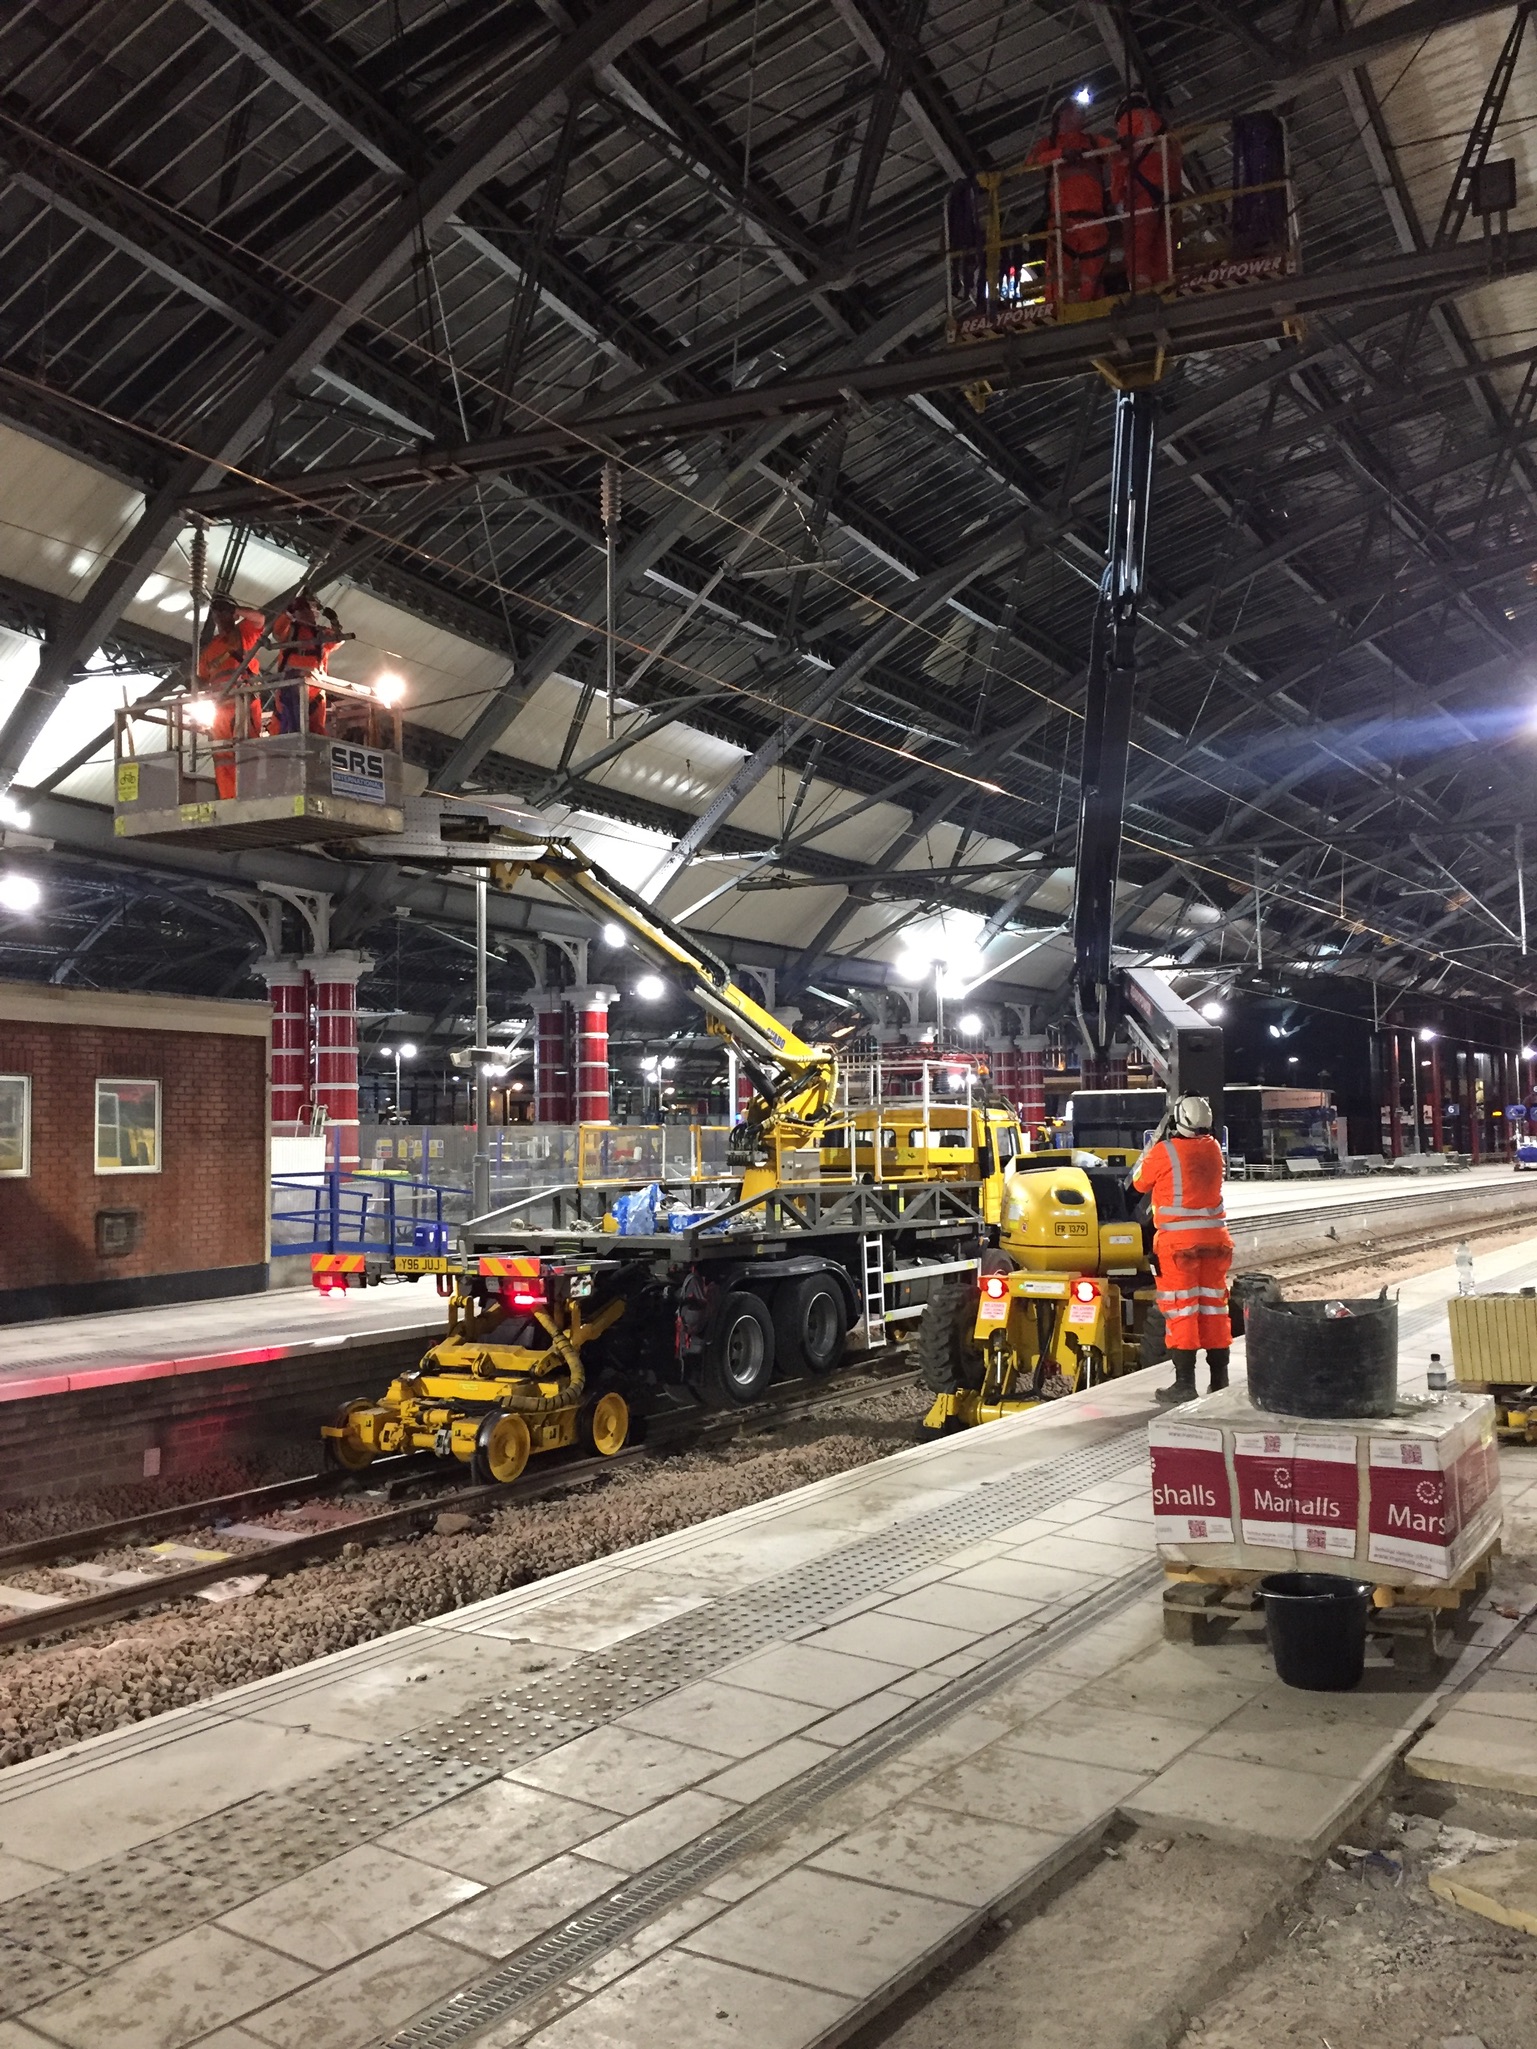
[
  {"xmin": 1149, "ymin": 1384, "xmax": 1502, "ymax": 1585},
  {"xmin": 1448, "ymin": 1291, "xmax": 1537, "ymax": 1389},
  {"xmin": 1161, "ymin": 1536, "xmax": 1500, "ymax": 1670}
]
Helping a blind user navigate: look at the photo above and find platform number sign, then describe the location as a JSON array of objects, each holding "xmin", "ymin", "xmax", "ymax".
[{"xmin": 330, "ymin": 742, "xmax": 386, "ymax": 804}]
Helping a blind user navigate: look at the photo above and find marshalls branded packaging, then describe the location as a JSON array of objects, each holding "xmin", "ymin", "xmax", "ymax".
[{"xmin": 1150, "ymin": 1385, "xmax": 1500, "ymax": 1585}]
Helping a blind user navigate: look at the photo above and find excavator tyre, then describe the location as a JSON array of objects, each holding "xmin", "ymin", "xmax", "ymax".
[{"xmin": 915, "ymin": 1252, "xmax": 1013, "ymax": 1396}]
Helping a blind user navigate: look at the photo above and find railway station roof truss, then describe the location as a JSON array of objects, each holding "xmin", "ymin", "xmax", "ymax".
[{"xmin": 1, "ymin": 0, "xmax": 1536, "ymax": 1029}]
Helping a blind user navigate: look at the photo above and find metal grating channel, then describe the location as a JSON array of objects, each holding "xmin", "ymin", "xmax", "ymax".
[{"xmin": 0, "ymin": 1419, "xmax": 1148, "ymax": 2015}]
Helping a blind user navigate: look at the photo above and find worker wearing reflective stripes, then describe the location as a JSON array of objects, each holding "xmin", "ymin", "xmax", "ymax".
[
  {"xmin": 1112, "ymin": 93, "xmax": 1181, "ymax": 292},
  {"xmin": 1027, "ymin": 100, "xmax": 1112, "ymax": 305},
  {"xmin": 198, "ymin": 597, "xmax": 265, "ymax": 799},
  {"xmin": 1133, "ymin": 1094, "xmax": 1233, "ymax": 1405}
]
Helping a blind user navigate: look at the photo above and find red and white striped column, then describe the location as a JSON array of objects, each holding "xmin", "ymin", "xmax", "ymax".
[
  {"xmin": 1018, "ymin": 1035, "xmax": 1047, "ymax": 1138},
  {"xmin": 566, "ymin": 987, "xmax": 616, "ymax": 1124},
  {"xmin": 258, "ymin": 960, "xmax": 309, "ymax": 1138},
  {"xmin": 534, "ymin": 993, "xmax": 571, "ymax": 1124},
  {"xmin": 988, "ymin": 1038, "xmax": 1020, "ymax": 1109},
  {"xmin": 310, "ymin": 952, "xmax": 369, "ymax": 1169}
]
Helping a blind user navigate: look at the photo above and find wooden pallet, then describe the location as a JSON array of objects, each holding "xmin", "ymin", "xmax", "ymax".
[{"xmin": 1161, "ymin": 1541, "xmax": 1500, "ymax": 1672}]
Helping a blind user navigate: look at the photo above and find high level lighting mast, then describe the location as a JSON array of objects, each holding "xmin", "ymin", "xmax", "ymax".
[{"xmin": 944, "ymin": 104, "xmax": 1298, "ymax": 1093}]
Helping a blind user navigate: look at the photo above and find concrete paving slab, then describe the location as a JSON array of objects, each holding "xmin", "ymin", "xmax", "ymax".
[
  {"xmin": 469, "ymin": 1582, "xmax": 709, "ymax": 1651},
  {"xmin": 0, "ymin": 1852, "xmax": 59, "ymax": 1903},
  {"xmin": 239, "ymin": 1931, "xmax": 480, "ymax": 2049},
  {"xmin": 874, "ymin": 1582, "xmax": 1044, "ymax": 1635},
  {"xmin": 516, "ymin": 1949, "xmax": 852, "ymax": 2049},
  {"xmin": 424, "ymin": 1852, "xmax": 620, "ymax": 1959},
  {"xmin": 246, "ymin": 1634, "xmax": 578, "ymax": 1742},
  {"xmin": 1121, "ymin": 1748, "xmax": 1376, "ymax": 1854},
  {"xmin": 807, "ymin": 1802, "xmax": 1070, "ymax": 1908},
  {"xmin": 1407, "ymin": 1706, "xmax": 1537, "ymax": 1794},
  {"xmin": 701, "ymin": 1818, "xmax": 846, "ymax": 1904},
  {"xmin": 947, "ymin": 1556, "xmax": 1107, "ymax": 1603},
  {"xmin": 1455, "ymin": 1668, "xmax": 1537, "ymax": 1723},
  {"xmin": 619, "ymin": 1678, "xmax": 828, "ymax": 1758},
  {"xmin": 381, "ymin": 1779, "xmax": 621, "ymax": 1885},
  {"xmin": 682, "ymin": 1864, "xmax": 971, "ymax": 1998},
  {"xmin": 921, "ymin": 1751, "xmax": 1147, "ymax": 1837},
  {"xmin": 217, "ymin": 1843, "xmax": 482, "ymax": 1970},
  {"xmin": 506, "ymin": 1724, "xmax": 731, "ymax": 1816},
  {"xmin": 995, "ymin": 1704, "xmax": 1209, "ymax": 1776},
  {"xmin": 578, "ymin": 1790, "xmax": 740, "ymax": 1872},
  {"xmin": 26, "ymin": 1926, "xmax": 314, "ymax": 2049},
  {"xmin": 799, "ymin": 1611, "xmax": 982, "ymax": 1667},
  {"xmin": 718, "ymin": 1640, "xmax": 909, "ymax": 1709},
  {"xmin": 699, "ymin": 1737, "xmax": 836, "ymax": 1804}
]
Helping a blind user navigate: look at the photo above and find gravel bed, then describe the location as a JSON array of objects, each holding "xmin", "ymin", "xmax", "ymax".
[
  {"xmin": 0, "ymin": 1385, "xmax": 926, "ymax": 1768},
  {"xmin": 0, "ymin": 1452, "xmax": 316, "ymax": 1550}
]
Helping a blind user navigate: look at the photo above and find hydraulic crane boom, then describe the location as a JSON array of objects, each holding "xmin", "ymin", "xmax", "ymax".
[{"xmin": 443, "ymin": 819, "xmax": 839, "ymax": 1178}]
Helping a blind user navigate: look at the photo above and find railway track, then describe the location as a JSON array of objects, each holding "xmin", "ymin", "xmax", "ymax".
[{"xmin": 0, "ymin": 1360, "xmax": 920, "ymax": 1653}]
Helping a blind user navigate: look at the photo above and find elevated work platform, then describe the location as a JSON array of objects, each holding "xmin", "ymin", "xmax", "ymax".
[{"xmin": 1, "ymin": 1238, "xmax": 1533, "ymax": 2048}]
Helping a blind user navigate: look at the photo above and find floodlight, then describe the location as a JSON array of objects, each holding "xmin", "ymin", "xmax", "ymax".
[
  {"xmin": 0, "ymin": 873, "xmax": 41, "ymax": 913},
  {"xmin": 636, "ymin": 974, "xmax": 665, "ymax": 1000}
]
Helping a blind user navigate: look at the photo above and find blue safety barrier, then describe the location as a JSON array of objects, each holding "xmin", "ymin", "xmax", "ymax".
[{"xmin": 270, "ymin": 1170, "xmax": 464, "ymax": 1259}]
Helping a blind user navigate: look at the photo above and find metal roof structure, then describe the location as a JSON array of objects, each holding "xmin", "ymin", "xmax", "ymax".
[{"xmin": 0, "ymin": 0, "xmax": 1534, "ymax": 1043}]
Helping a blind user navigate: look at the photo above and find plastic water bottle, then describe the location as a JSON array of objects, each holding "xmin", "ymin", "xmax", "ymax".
[
  {"xmin": 1456, "ymin": 1242, "xmax": 1475, "ymax": 1296},
  {"xmin": 1323, "ymin": 1300, "xmax": 1353, "ymax": 1319},
  {"xmin": 1427, "ymin": 1351, "xmax": 1449, "ymax": 1396}
]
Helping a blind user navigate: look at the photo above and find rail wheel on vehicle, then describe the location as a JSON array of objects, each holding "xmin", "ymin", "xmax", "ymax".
[
  {"xmin": 692, "ymin": 1290, "xmax": 775, "ymax": 1408},
  {"xmin": 773, "ymin": 1274, "xmax": 849, "ymax": 1377},
  {"xmin": 578, "ymin": 1390, "xmax": 630, "ymax": 1456},
  {"xmin": 472, "ymin": 1410, "xmax": 531, "ymax": 1485},
  {"xmin": 325, "ymin": 1398, "xmax": 376, "ymax": 1472}
]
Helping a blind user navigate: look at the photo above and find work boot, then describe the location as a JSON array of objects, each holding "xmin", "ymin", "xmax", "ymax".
[
  {"xmin": 1155, "ymin": 1350, "xmax": 1199, "ymax": 1405},
  {"xmin": 1205, "ymin": 1348, "xmax": 1231, "ymax": 1394}
]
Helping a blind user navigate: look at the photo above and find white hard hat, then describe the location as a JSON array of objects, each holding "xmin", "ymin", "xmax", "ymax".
[{"xmin": 1173, "ymin": 1094, "xmax": 1213, "ymax": 1135}]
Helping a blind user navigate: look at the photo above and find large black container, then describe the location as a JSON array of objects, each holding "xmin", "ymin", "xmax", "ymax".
[
  {"xmin": 1261, "ymin": 1573, "xmax": 1372, "ymax": 1691},
  {"xmin": 1245, "ymin": 1294, "xmax": 1398, "ymax": 1418}
]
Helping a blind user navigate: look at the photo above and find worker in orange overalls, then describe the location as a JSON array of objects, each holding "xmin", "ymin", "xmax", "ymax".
[
  {"xmin": 1111, "ymin": 91, "xmax": 1181, "ymax": 292},
  {"xmin": 198, "ymin": 596, "xmax": 266, "ymax": 799},
  {"xmin": 270, "ymin": 591, "xmax": 344, "ymax": 736},
  {"xmin": 1132, "ymin": 1094, "xmax": 1233, "ymax": 1404},
  {"xmin": 1026, "ymin": 97, "xmax": 1111, "ymax": 306}
]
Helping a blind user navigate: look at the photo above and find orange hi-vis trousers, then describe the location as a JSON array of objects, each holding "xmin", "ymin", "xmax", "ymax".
[
  {"xmin": 1134, "ymin": 1132, "xmax": 1233, "ymax": 1351},
  {"xmin": 1154, "ymin": 1239, "xmax": 1233, "ymax": 1350}
]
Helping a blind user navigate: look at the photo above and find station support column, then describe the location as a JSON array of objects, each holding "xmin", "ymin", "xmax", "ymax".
[
  {"xmin": 566, "ymin": 987, "xmax": 616, "ymax": 1123},
  {"xmin": 1386, "ymin": 1030, "xmax": 1403, "ymax": 1158},
  {"xmin": 1429, "ymin": 1039, "xmax": 1444, "ymax": 1152},
  {"xmin": 310, "ymin": 952, "xmax": 369, "ymax": 1170},
  {"xmin": 1019, "ymin": 1035, "xmax": 1048, "ymax": 1138},
  {"xmin": 259, "ymin": 960, "xmax": 309, "ymax": 1137},
  {"xmin": 534, "ymin": 993, "xmax": 572, "ymax": 1124}
]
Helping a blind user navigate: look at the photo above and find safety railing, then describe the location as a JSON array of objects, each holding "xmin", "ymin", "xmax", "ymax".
[{"xmin": 270, "ymin": 1170, "xmax": 461, "ymax": 1260}]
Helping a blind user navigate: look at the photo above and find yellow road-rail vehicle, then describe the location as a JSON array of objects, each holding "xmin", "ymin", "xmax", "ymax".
[{"xmin": 320, "ymin": 823, "xmax": 1170, "ymax": 1482}]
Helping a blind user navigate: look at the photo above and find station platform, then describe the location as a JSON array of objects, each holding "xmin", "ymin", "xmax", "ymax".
[{"xmin": 2, "ymin": 1236, "xmax": 1534, "ymax": 2049}]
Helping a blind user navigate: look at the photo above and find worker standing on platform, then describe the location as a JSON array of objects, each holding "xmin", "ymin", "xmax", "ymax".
[
  {"xmin": 1133, "ymin": 1094, "xmax": 1233, "ymax": 1404},
  {"xmin": 270, "ymin": 591, "xmax": 343, "ymax": 736},
  {"xmin": 198, "ymin": 595, "xmax": 265, "ymax": 799},
  {"xmin": 1027, "ymin": 96, "xmax": 1111, "ymax": 305},
  {"xmin": 1112, "ymin": 91, "xmax": 1181, "ymax": 292}
]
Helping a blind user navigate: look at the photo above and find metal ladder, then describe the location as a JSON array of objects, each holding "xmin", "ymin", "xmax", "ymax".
[{"xmin": 861, "ymin": 1234, "xmax": 888, "ymax": 1349}]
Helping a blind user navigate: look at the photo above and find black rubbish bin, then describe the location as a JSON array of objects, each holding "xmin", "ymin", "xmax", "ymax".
[
  {"xmin": 1260, "ymin": 1572, "xmax": 1373, "ymax": 1691},
  {"xmin": 1245, "ymin": 1294, "xmax": 1397, "ymax": 1417}
]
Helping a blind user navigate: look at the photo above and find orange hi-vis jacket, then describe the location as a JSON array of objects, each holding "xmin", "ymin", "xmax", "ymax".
[
  {"xmin": 271, "ymin": 606, "xmax": 342, "ymax": 675},
  {"xmin": 197, "ymin": 608, "xmax": 265, "ymax": 688},
  {"xmin": 1132, "ymin": 1132, "xmax": 1231, "ymax": 1247}
]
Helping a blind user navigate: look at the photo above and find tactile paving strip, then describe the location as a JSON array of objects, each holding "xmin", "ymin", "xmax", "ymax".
[{"xmin": 0, "ymin": 1417, "xmax": 1147, "ymax": 2012}]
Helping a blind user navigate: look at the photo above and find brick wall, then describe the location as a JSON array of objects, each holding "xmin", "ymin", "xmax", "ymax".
[{"xmin": 0, "ymin": 1020, "xmax": 267, "ymax": 1312}]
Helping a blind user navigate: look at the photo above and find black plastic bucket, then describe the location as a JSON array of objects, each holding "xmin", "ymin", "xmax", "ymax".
[
  {"xmin": 1245, "ymin": 1295, "xmax": 1397, "ymax": 1417},
  {"xmin": 1260, "ymin": 1573, "xmax": 1373, "ymax": 1691}
]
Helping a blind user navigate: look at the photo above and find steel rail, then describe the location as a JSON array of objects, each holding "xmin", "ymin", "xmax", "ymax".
[{"xmin": 0, "ymin": 1362, "xmax": 920, "ymax": 1652}]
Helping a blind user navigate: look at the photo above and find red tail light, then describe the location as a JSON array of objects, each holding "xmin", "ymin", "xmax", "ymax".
[
  {"xmin": 982, "ymin": 1274, "xmax": 1009, "ymax": 1300},
  {"xmin": 508, "ymin": 1284, "xmax": 546, "ymax": 1311},
  {"xmin": 1072, "ymin": 1278, "xmax": 1099, "ymax": 1304}
]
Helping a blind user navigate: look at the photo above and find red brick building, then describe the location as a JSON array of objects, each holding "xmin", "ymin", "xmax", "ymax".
[{"xmin": 0, "ymin": 982, "xmax": 270, "ymax": 1321}]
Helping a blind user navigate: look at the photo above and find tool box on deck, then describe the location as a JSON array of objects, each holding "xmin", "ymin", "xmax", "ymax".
[{"xmin": 1150, "ymin": 1385, "xmax": 1501, "ymax": 1586}]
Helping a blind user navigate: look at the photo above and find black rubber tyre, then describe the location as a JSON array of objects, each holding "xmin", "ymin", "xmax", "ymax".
[
  {"xmin": 691, "ymin": 1290, "xmax": 776, "ymax": 1408},
  {"xmin": 772, "ymin": 1274, "xmax": 849, "ymax": 1378},
  {"xmin": 915, "ymin": 1277, "xmax": 987, "ymax": 1396},
  {"xmin": 1138, "ymin": 1302, "xmax": 1169, "ymax": 1370}
]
